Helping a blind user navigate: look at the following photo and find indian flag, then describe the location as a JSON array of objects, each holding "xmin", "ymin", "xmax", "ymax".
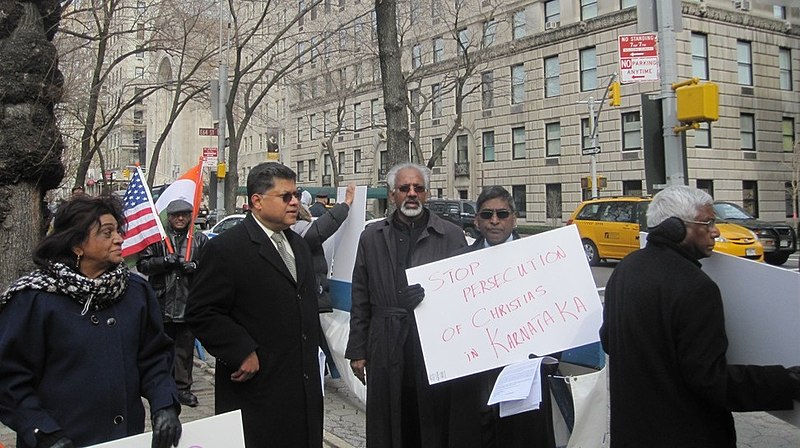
[{"xmin": 154, "ymin": 163, "xmax": 203, "ymax": 215}]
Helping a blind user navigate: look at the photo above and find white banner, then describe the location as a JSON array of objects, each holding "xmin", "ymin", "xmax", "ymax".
[
  {"xmin": 407, "ymin": 226, "xmax": 603, "ymax": 384},
  {"xmin": 88, "ymin": 410, "xmax": 245, "ymax": 448}
]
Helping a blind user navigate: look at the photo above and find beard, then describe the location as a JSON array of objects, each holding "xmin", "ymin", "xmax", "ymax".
[{"xmin": 400, "ymin": 199, "xmax": 424, "ymax": 218}]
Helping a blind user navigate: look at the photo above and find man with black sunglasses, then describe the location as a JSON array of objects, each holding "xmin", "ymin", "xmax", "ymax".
[
  {"xmin": 443, "ymin": 186, "xmax": 560, "ymax": 448},
  {"xmin": 346, "ymin": 162, "xmax": 466, "ymax": 448},
  {"xmin": 187, "ymin": 162, "xmax": 323, "ymax": 448}
]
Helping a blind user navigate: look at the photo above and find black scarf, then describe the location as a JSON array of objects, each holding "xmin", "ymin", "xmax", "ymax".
[{"xmin": 0, "ymin": 262, "xmax": 129, "ymax": 315}]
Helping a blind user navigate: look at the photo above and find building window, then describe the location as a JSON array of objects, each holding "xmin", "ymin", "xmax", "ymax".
[
  {"xmin": 133, "ymin": 110, "xmax": 143, "ymax": 125},
  {"xmin": 432, "ymin": 83, "xmax": 442, "ymax": 118},
  {"xmin": 512, "ymin": 126, "xmax": 526, "ymax": 159},
  {"xmin": 511, "ymin": 64, "xmax": 525, "ymax": 104},
  {"xmin": 481, "ymin": 71, "xmax": 493, "ymax": 109},
  {"xmin": 774, "ymin": 5, "xmax": 786, "ymax": 19},
  {"xmin": 581, "ymin": 118, "xmax": 591, "ymax": 149},
  {"xmin": 740, "ymin": 113, "xmax": 755, "ymax": 151},
  {"xmin": 410, "ymin": 88, "xmax": 420, "ymax": 122},
  {"xmin": 742, "ymin": 180, "xmax": 758, "ymax": 217},
  {"xmin": 137, "ymin": 23, "xmax": 145, "ymax": 40},
  {"xmin": 691, "ymin": 33, "xmax": 708, "ymax": 80},
  {"xmin": 135, "ymin": 46, "xmax": 144, "ymax": 59},
  {"xmin": 354, "ymin": 149, "xmax": 362, "ymax": 173},
  {"xmin": 433, "ymin": 37, "xmax": 444, "ymax": 63},
  {"xmin": 323, "ymin": 154, "xmax": 331, "ymax": 176},
  {"xmin": 309, "ymin": 159, "xmax": 316, "ymax": 181},
  {"xmin": 483, "ymin": 19, "xmax": 497, "ymax": 47},
  {"xmin": 456, "ymin": 135, "xmax": 468, "ymax": 163},
  {"xmin": 786, "ymin": 182, "xmax": 795, "ymax": 218},
  {"xmin": 512, "ymin": 10, "xmax": 526, "ymax": 40},
  {"xmin": 309, "ymin": 114, "xmax": 316, "ymax": 140},
  {"xmin": 545, "ymin": 184, "xmax": 562, "ymax": 221},
  {"xmin": 696, "ymin": 179, "xmax": 713, "ymax": 197},
  {"xmin": 622, "ymin": 180, "xmax": 643, "ymax": 197},
  {"xmin": 135, "ymin": 67, "xmax": 144, "ymax": 78},
  {"xmin": 297, "ymin": 161, "xmax": 304, "ymax": 182},
  {"xmin": 457, "ymin": 28, "xmax": 469, "ymax": 56},
  {"xmin": 694, "ymin": 122, "xmax": 711, "ymax": 148},
  {"xmin": 545, "ymin": 122, "xmax": 561, "ymax": 157},
  {"xmin": 512, "ymin": 185, "xmax": 527, "ymax": 218},
  {"xmin": 544, "ymin": 1, "xmax": 560, "ymax": 23},
  {"xmin": 412, "ymin": 44, "xmax": 422, "ymax": 68},
  {"xmin": 783, "ymin": 117, "xmax": 795, "ymax": 152},
  {"xmin": 482, "ymin": 131, "xmax": 495, "ymax": 162},
  {"xmin": 580, "ymin": 47, "xmax": 597, "ymax": 91},
  {"xmin": 580, "ymin": 0, "xmax": 597, "ymax": 20},
  {"xmin": 622, "ymin": 112, "xmax": 641, "ymax": 150},
  {"xmin": 297, "ymin": 117, "xmax": 303, "ymax": 142},
  {"xmin": 544, "ymin": 55, "xmax": 559, "ymax": 98},
  {"xmin": 431, "ymin": 138, "xmax": 443, "ymax": 165},
  {"xmin": 353, "ymin": 103, "xmax": 362, "ymax": 130},
  {"xmin": 779, "ymin": 47, "xmax": 792, "ymax": 91},
  {"xmin": 338, "ymin": 151, "xmax": 346, "ymax": 175},
  {"xmin": 621, "ymin": 0, "xmax": 635, "ymax": 7},
  {"xmin": 737, "ymin": 40, "xmax": 752, "ymax": 86}
]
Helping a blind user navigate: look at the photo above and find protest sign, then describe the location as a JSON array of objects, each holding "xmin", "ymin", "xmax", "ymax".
[
  {"xmin": 88, "ymin": 410, "xmax": 245, "ymax": 447},
  {"xmin": 406, "ymin": 226, "xmax": 602, "ymax": 384}
]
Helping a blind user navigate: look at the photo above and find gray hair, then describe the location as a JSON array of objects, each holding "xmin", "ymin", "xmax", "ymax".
[
  {"xmin": 647, "ymin": 185, "xmax": 713, "ymax": 228},
  {"xmin": 386, "ymin": 162, "xmax": 431, "ymax": 190}
]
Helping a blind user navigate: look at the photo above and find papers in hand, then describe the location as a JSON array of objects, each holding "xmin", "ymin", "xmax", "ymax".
[{"xmin": 487, "ymin": 356, "xmax": 558, "ymax": 418}]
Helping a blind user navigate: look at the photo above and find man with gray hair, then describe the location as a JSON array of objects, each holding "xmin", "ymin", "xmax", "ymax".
[
  {"xmin": 600, "ymin": 185, "xmax": 800, "ymax": 447},
  {"xmin": 346, "ymin": 162, "xmax": 466, "ymax": 448}
]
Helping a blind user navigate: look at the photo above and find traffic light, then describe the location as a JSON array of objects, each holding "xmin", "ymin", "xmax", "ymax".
[
  {"xmin": 122, "ymin": 168, "xmax": 131, "ymax": 180},
  {"xmin": 676, "ymin": 82, "xmax": 719, "ymax": 123},
  {"xmin": 217, "ymin": 163, "xmax": 226, "ymax": 179},
  {"xmin": 608, "ymin": 82, "xmax": 621, "ymax": 107}
]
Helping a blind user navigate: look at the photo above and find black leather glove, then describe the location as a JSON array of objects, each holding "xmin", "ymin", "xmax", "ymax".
[
  {"xmin": 163, "ymin": 254, "xmax": 180, "ymax": 269},
  {"xmin": 35, "ymin": 430, "xmax": 74, "ymax": 448},
  {"xmin": 180, "ymin": 261, "xmax": 197, "ymax": 274},
  {"xmin": 788, "ymin": 366, "xmax": 800, "ymax": 401},
  {"xmin": 151, "ymin": 406, "xmax": 181, "ymax": 448},
  {"xmin": 399, "ymin": 284, "xmax": 425, "ymax": 310}
]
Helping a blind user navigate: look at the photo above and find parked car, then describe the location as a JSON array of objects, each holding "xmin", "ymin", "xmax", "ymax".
[
  {"xmin": 567, "ymin": 196, "xmax": 764, "ymax": 265},
  {"xmin": 203, "ymin": 213, "xmax": 245, "ymax": 238},
  {"xmin": 426, "ymin": 198, "xmax": 479, "ymax": 238},
  {"xmin": 713, "ymin": 201, "xmax": 797, "ymax": 265}
]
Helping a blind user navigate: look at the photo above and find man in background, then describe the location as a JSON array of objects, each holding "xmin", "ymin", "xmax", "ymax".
[
  {"xmin": 309, "ymin": 192, "xmax": 328, "ymax": 217},
  {"xmin": 138, "ymin": 199, "xmax": 208, "ymax": 408}
]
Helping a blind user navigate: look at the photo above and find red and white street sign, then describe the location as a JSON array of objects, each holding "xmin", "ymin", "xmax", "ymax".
[
  {"xmin": 202, "ymin": 147, "xmax": 218, "ymax": 167},
  {"xmin": 618, "ymin": 33, "xmax": 659, "ymax": 83}
]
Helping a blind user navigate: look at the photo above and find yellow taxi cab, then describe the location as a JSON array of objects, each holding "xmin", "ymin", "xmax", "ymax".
[{"xmin": 566, "ymin": 196, "xmax": 764, "ymax": 265}]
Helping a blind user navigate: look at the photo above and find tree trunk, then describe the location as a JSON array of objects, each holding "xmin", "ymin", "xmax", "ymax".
[
  {"xmin": 375, "ymin": 0, "xmax": 410, "ymax": 171},
  {"xmin": 0, "ymin": 0, "xmax": 65, "ymax": 290}
]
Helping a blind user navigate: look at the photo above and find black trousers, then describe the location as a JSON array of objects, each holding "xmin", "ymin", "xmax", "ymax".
[{"xmin": 163, "ymin": 322, "xmax": 195, "ymax": 391}]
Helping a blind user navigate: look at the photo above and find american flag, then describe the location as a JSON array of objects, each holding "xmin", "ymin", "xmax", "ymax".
[{"xmin": 121, "ymin": 168, "xmax": 163, "ymax": 257}]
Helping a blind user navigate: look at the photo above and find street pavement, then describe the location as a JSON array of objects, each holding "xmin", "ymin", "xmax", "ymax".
[{"xmin": 2, "ymin": 350, "xmax": 799, "ymax": 447}]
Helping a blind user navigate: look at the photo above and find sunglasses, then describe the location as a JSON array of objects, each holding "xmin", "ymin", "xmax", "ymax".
[
  {"xmin": 262, "ymin": 191, "xmax": 301, "ymax": 203},
  {"xmin": 478, "ymin": 209, "xmax": 512, "ymax": 220},
  {"xmin": 396, "ymin": 184, "xmax": 426, "ymax": 194}
]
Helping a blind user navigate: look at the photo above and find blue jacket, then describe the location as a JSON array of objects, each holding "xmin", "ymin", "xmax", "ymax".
[{"xmin": 0, "ymin": 274, "xmax": 178, "ymax": 448}]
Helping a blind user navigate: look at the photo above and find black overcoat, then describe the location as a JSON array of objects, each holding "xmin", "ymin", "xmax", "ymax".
[
  {"xmin": 600, "ymin": 237, "xmax": 794, "ymax": 447},
  {"xmin": 186, "ymin": 214, "xmax": 323, "ymax": 448},
  {"xmin": 345, "ymin": 211, "xmax": 466, "ymax": 448}
]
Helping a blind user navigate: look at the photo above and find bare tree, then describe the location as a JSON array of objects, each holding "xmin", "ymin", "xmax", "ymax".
[
  {"xmin": 785, "ymin": 140, "xmax": 800, "ymax": 231},
  {"xmin": 0, "ymin": 0, "xmax": 65, "ymax": 289}
]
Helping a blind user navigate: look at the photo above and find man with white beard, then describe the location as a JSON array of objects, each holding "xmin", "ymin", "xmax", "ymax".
[{"xmin": 346, "ymin": 162, "xmax": 467, "ymax": 448}]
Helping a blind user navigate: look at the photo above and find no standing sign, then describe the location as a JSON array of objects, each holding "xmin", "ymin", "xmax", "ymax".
[{"xmin": 618, "ymin": 33, "xmax": 659, "ymax": 83}]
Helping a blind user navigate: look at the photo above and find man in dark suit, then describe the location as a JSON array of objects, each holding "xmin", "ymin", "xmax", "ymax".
[
  {"xmin": 186, "ymin": 162, "xmax": 323, "ymax": 448},
  {"xmin": 309, "ymin": 192, "xmax": 328, "ymax": 217}
]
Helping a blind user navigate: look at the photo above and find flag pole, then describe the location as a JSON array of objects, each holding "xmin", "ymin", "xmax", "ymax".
[
  {"xmin": 137, "ymin": 165, "xmax": 175, "ymax": 254},
  {"xmin": 185, "ymin": 159, "xmax": 204, "ymax": 261}
]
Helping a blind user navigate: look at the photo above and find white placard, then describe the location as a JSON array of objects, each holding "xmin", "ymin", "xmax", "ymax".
[
  {"xmin": 326, "ymin": 186, "xmax": 367, "ymax": 282},
  {"xmin": 406, "ymin": 226, "xmax": 603, "ymax": 384},
  {"xmin": 700, "ymin": 253, "xmax": 800, "ymax": 427},
  {"xmin": 88, "ymin": 410, "xmax": 245, "ymax": 448}
]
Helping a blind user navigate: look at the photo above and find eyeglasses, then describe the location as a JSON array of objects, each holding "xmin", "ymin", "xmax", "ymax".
[
  {"xmin": 262, "ymin": 191, "xmax": 301, "ymax": 203},
  {"xmin": 396, "ymin": 184, "xmax": 426, "ymax": 194},
  {"xmin": 478, "ymin": 209, "xmax": 512, "ymax": 220},
  {"xmin": 682, "ymin": 218, "xmax": 716, "ymax": 230}
]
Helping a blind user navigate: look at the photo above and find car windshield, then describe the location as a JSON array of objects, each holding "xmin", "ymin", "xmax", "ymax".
[{"xmin": 714, "ymin": 203, "xmax": 752, "ymax": 220}]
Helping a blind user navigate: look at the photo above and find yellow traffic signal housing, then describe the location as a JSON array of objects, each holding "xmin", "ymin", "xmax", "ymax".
[
  {"xmin": 122, "ymin": 168, "xmax": 131, "ymax": 180},
  {"xmin": 608, "ymin": 82, "xmax": 621, "ymax": 107},
  {"xmin": 581, "ymin": 175, "xmax": 607, "ymax": 189},
  {"xmin": 217, "ymin": 163, "xmax": 226, "ymax": 179},
  {"xmin": 676, "ymin": 82, "xmax": 719, "ymax": 123}
]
